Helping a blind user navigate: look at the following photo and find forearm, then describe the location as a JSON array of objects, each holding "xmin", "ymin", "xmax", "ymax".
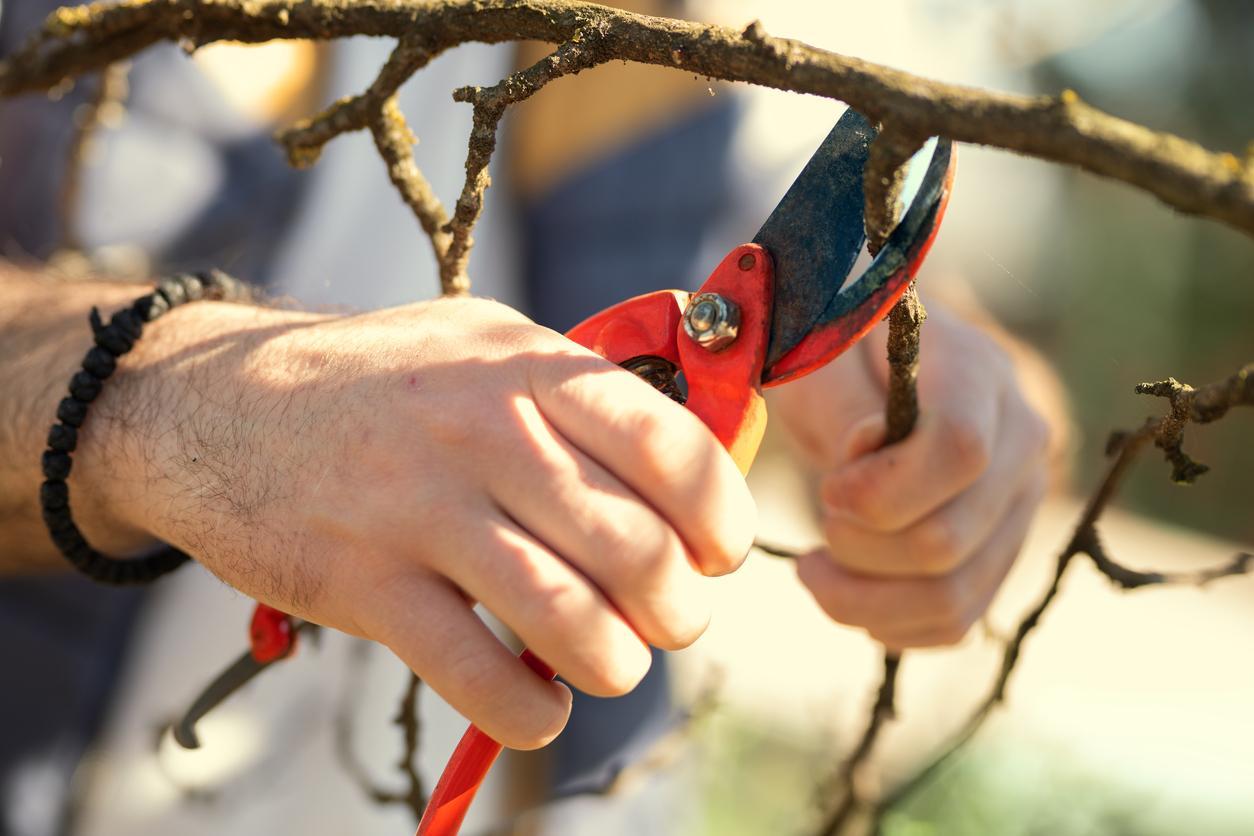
[
  {"xmin": 0, "ymin": 262, "xmax": 316, "ymax": 573},
  {"xmin": 0, "ymin": 264, "xmax": 148, "ymax": 569}
]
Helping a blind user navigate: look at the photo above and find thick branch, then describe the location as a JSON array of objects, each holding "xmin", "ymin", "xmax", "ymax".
[{"xmin": 3, "ymin": 1, "xmax": 1252, "ymax": 238}]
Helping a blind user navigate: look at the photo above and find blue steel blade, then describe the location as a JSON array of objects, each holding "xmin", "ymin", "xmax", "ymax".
[
  {"xmin": 811, "ymin": 138, "xmax": 952, "ymax": 331},
  {"xmin": 753, "ymin": 108, "xmax": 876, "ymax": 372}
]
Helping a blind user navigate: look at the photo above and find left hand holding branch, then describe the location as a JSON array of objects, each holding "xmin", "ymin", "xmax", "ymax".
[{"xmin": 772, "ymin": 304, "xmax": 1053, "ymax": 649}]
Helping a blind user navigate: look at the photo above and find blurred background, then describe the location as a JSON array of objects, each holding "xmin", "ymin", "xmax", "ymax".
[
  {"xmin": 2, "ymin": 0, "xmax": 1249, "ymax": 834},
  {"xmin": 678, "ymin": 1, "xmax": 1254, "ymax": 834},
  {"xmin": 711, "ymin": 0, "xmax": 1253, "ymax": 543}
]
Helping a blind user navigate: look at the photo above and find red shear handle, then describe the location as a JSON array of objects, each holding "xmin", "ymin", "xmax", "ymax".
[
  {"xmin": 416, "ymin": 245, "xmax": 773, "ymax": 836},
  {"xmin": 565, "ymin": 244, "xmax": 774, "ymax": 473},
  {"xmin": 249, "ymin": 603, "xmax": 298, "ymax": 663},
  {"xmin": 417, "ymin": 651, "xmax": 555, "ymax": 835},
  {"xmin": 676, "ymin": 245, "xmax": 773, "ymax": 472}
]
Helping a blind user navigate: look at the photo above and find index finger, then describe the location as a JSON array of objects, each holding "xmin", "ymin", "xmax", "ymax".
[
  {"xmin": 820, "ymin": 393, "xmax": 998, "ymax": 532},
  {"xmin": 529, "ymin": 351, "xmax": 756, "ymax": 577}
]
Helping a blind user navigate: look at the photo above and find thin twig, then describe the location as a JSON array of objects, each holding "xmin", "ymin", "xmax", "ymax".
[
  {"xmin": 369, "ymin": 94, "xmax": 454, "ymax": 285},
  {"xmin": 817, "ymin": 120, "xmax": 924, "ymax": 836},
  {"xmin": 334, "ymin": 641, "xmax": 428, "ymax": 821},
  {"xmin": 58, "ymin": 61, "xmax": 130, "ymax": 251},
  {"xmin": 868, "ymin": 365, "xmax": 1254, "ymax": 825},
  {"xmin": 442, "ymin": 30, "xmax": 610, "ymax": 292},
  {"xmin": 276, "ymin": 34, "xmax": 438, "ymax": 167},
  {"xmin": 1084, "ymin": 528, "xmax": 1252, "ymax": 590},
  {"xmin": 480, "ymin": 671, "xmax": 723, "ymax": 835},
  {"xmin": 393, "ymin": 671, "xmax": 426, "ymax": 818}
]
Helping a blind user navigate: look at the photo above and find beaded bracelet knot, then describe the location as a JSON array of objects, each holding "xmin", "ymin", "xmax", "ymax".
[{"xmin": 40, "ymin": 269, "xmax": 251, "ymax": 585}]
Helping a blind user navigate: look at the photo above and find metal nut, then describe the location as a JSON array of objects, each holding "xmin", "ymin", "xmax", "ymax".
[{"xmin": 683, "ymin": 292, "xmax": 740, "ymax": 351}]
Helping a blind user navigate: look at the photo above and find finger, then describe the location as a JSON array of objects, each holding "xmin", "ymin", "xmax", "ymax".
[
  {"xmin": 365, "ymin": 571, "xmax": 573, "ymax": 750},
  {"xmin": 819, "ymin": 385, "xmax": 1000, "ymax": 532},
  {"xmin": 821, "ymin": 390, "xmax": 1051, "ymax": 577},
  {"xmin": 799, "ymin": 472, "xmax": 1045, "ymax": 649},
  {"xmin": 530, "ymin": 353, "xmax": 756, "ymax": 576},
  {"xmin": 488, "ymin": 397, "xmax": 711, "ymax": 651},
  {"xmin": 768, "ymin": 344, "xmax": 885, "ymax": 466},
  {"xmin": 429, "ymin": 502, "xmax": 653, "ymax": 698}
]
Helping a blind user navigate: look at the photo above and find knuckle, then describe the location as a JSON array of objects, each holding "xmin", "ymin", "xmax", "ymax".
[
  {"xmin": 912, "ymin": 517, "xmax": 966, "ymax": 574},
  {"xmin": 632, "ymin": 400, "xmax": 716, "ymax": 483},
  {"xmin": 422, "ymin": 393, "xmax": 487, "ymax": 450},
  {"xmin": 605, "ymin": 508, "xmax": 674, "ymax": 577},
  {"xmin": 447, "ymin": 645, "xmax": 499, "ymax": 701},
  {"xmin": 940, "ymin": 413, "xmax": 991, "ymax": 479},
  {"xmin": 522, "ymin": 570, "xmax": 581, "ymax": 632},
  {"xmin": 626, "ymin": 402, "xmax": 678, "ymax": 452},
  {"xmin": 836, "ymin": 466, "xmax": 893, "ymax": 529}
]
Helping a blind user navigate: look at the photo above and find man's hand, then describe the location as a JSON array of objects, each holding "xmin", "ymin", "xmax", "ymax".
[
  {"xmin": 2, "ymin": 281, "xmax": 755, "ymax": 749},
  {"xmin": 770, "ymin": 304, "xmax": 1052, "ymax": 649}
]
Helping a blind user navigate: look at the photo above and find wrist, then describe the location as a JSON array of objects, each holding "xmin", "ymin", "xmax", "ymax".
[{"xmin": 73, "ymin": 298, "xmax": 320, "ymax": 553}]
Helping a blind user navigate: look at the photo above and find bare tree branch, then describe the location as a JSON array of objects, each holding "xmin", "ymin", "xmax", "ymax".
[
  {"xmin": 58, "ymin": 61, "xmax": 130, "ymax": 252},
  {"xmin": 5, "ymin": 5, "xmax": 1251, "ymax": 833},
  {"xmin": 334, "ymin": 642, "xmax": 427, "ymax": 822},
  {"xmin": 817, "ymin": 121, "xmax": 928, "ymax": 836},
  {"xmin": 443, "ymin": 30, "xmax": 610, "ymax": 291},
  {"xmin": 369, "ymin": 94, "xmax": 455, "ymax": 287},
  {"xmin": 3, "ymin": 0, "xmax": 1252, "ymax": 268},
  {"xmin": 864, "ymin": 364, "xmax": 1254, "ymax": 830}
]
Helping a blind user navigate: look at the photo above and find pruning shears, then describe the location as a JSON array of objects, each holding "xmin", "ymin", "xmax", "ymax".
[
  {"xmin": 173, "ymin": 107, "xmax": 954, "ymax": 836},
  {"xmin": 417, "ymin": 108, "xmax": 955, "ymax": 834}
]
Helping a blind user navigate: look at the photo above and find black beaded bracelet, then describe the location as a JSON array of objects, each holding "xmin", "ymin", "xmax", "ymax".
[{"xmin": 40, "ymin": 269, "xmax": 253, "ymax": 585}]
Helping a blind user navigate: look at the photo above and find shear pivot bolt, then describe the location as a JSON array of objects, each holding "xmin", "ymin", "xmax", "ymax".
[{"xmin": 684, "ymin": 292, "xmax": 740, "ymax": 352}]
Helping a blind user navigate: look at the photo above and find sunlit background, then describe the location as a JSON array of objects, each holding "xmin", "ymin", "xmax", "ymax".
[
  {"xmin": 680, "ymin": 1, "xmax": 1254, "ymax": 834},
  {"xmin": 20, "ymin": 1, "xmax": 1249, "ymax": 834},
  {"xmin": 705, "ymin": 0, "xmax": 1253, "ymax": 542}
]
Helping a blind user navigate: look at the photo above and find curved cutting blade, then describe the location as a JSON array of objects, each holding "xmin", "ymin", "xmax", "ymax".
[
  {"xmin": 760, "ymin": 137, "xmax": 956, "ymax": 386},
  {"xmin": 753, "ymin": 108, "xmax": 876, "ymax": 372}
]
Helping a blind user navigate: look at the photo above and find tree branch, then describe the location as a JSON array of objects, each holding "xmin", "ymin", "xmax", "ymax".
[
  {"xmin": 369, "ymin": 94, "xmax": 455, "ymax": 287},
  {"xmin": 867, "ymin": 364, "xmax": 1254, "ymax": 829},
  {"xmin": 816, "ymin": 123, "xmax": 928, "ymax": 836},
  {"xmin": 3, "ymin": 0, "xmax": 1252, "ymax": 273},
  {"xmin": 57, "ymin": 61, "xmax": 130, "ymax": 253},
  {"xmin": 443, "ymin": 30, "xmax": 610, "ymax": 292},
  {"xmin": 334, "ymin": 642, "xmax": 427, "ymax": 822}
]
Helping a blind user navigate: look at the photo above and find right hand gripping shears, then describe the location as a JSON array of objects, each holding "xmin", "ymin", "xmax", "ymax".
[{"xmin": 417, "ymin": 109, "xmax": 955, "ymax": 835}]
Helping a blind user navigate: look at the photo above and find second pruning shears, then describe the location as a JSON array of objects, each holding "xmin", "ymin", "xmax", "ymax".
[{"xmin": 417, "ymin": 108, "xmax": 956, "ymax": 835}]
